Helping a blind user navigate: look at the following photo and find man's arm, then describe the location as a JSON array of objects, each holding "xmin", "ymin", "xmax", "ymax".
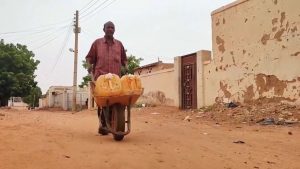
[
  {"xmin": 85, "ymin": 41, "xmax": 97, "ymax": 73},
  {"xmin": 120, "ymin": 44, "xmax": 128, "ymax": 69}
]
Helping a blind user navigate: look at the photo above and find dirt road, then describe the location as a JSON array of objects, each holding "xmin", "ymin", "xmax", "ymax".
[{"xmin": 0, "ymin": 106, "xmax": 299, "ymax": 169}]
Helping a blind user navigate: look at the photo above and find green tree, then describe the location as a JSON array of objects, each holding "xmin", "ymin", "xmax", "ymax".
[
  {"xmin": 121, "ymin": 54, "xmax": 143, "ymax": 76},
  {"xmin": 79, "ymin": 60, "xmax": 92, "ymax": 88},
  {"xmin": 0, "ymin": 39, "xmax": 40, "ymax": 107},
  {"xmin": 22, "ymin": 86, "xmax": 42, "ymax": 108},
  {"xmin": 79, "ymin": 50, "xmax": 143, "ymax": 88}
]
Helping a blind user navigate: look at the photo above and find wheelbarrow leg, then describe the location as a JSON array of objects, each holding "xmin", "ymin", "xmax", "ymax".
[{"xmin": 97, "ymin": 107, "xmax": 109, "ymax": 135}]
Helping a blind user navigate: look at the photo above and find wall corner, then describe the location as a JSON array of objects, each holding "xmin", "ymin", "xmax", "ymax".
[
  {"xmin": 173, "ymin": 56, "xmax": 182, "ymax": 109},
  {"xmin": 196, "ymin": 50, "xmax": 212, "ymax": 109}
]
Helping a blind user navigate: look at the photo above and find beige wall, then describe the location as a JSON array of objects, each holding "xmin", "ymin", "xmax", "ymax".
[
  {"xmin": 196, "ymin": 50, "xmax": 212, "ymax": 108},
  {"xmin": 41, "ymin": 97, "xmax": 48, "ymax": 107},
  {"xmin": 139, "ymin": 68, "xmax": 175, "ymax": 102},
  {"xmin": 173, "ymin": 56, "xmax": 182, "ymax": 108},
  {"xmin": 203, "ymin": 0, "xmax": 300, "ymax": 105},
  {"xmin": 135, "ymin": 66, "xmax": 162, "ymax": 76},
  {"xmin": 134, "ymin": 62, "xmax": 174, "ymax": 76},
  {"xmin": 8, "ymin": 101, "xmax": 28, "ymax": 107}
]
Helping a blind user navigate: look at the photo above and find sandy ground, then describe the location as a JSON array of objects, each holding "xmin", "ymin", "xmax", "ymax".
[{"xmin": 0, "ymin": 106, "xmax": 300, "ymax": 169}]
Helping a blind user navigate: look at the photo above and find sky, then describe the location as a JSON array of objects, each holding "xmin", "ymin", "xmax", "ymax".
[{"xmin": 0, "ymin": 0, "xmax": 235, "ymax": 93}]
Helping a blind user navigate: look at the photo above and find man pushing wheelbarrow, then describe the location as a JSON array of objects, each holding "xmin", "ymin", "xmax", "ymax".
[{"xmin": 85, "ymin": 21, "xmax": 130, "ymax": 139}]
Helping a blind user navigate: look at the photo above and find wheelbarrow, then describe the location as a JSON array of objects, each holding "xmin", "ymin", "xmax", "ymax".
[{"xmin": 89, "ymin": 73, "xmax": 143, "ymax": 141}]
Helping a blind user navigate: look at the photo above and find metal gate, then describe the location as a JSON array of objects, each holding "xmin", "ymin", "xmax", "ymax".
[
  {"xmin": 66, "ymin": 93, "xmax": 89, "ymax": 110},
  {"xmin": 181, "ymin": 54, "xmax": 197, "ymax": 109}
]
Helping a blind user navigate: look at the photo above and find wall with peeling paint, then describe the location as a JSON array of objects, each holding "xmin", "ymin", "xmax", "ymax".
[{"xmin": 204, "ymin": 0, "xmax": 300, "ymax": 105}]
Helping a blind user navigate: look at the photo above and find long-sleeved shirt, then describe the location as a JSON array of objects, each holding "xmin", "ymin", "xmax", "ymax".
[{"xmin": 85, "ymin": 37, "xmax": 127, "ymax": 80}]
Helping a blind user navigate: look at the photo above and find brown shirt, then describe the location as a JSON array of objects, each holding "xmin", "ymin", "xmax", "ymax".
[{"xmin": 85, "ymin": 37, "xmax": 127, "ymax": 80}]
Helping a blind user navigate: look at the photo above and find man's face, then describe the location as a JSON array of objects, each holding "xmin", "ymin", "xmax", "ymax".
[{"xmin": 103, "ymin": 22, "xmax": 115, "ymax": 37}]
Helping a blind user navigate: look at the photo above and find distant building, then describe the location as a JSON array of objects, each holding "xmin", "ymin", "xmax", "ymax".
[
  {"xmin": 133, "ymin": 61, "xmax": 174, "ymax": 76},
  {"xmin": 40, "ymin": 86, "xmax": 88, "ymax": 110},
  {"xmin": 8, "ymin": 97, "xmax": 28, "ymax": 108}
]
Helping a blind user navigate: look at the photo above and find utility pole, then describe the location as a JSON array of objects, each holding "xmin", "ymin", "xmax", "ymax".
[{"xmin": 72, "ymin": 10, "xmax": 80, "ymax": 112}]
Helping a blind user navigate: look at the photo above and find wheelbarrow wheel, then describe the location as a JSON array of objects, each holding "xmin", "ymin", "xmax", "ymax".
[{"xmin": 111, "ymin": 103, "xmax": 125, "ymax": 141}]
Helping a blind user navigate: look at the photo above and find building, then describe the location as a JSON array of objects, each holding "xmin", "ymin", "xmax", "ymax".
[
  {"xmin": 40, "ymin": 86, "xmax": 89, "ymax": 110},
  {"xmin": 87, "ymin": 0, "xmax": 300, "ymax": 110},
  {"xmin": 7, "ymin": 97, "xmax": 28, "ymax": 108},
  {"xmin": 133, "ymin": 61, "xmax": 174, "ymax": 75}
]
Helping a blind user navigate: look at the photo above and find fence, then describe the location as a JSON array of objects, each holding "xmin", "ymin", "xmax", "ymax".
[
  {"xmin": 40, "ymin": 92, "xmax": 88, "ymax": 111},
  {"xmin": 66, "ymin": 93, "xmax": 89, "ymax": 110}
]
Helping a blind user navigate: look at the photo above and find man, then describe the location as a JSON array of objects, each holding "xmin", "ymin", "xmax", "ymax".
[{"xmin": 85, "ymin": 21, "xmax": 128, "ymax": 135}]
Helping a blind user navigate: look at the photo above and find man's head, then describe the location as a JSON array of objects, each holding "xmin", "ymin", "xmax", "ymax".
[{"xmin": 103, "ymin": 21, "xmax": 115, "ymax": 38}]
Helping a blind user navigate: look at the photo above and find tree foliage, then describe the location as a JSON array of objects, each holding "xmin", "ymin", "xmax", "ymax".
[
  {"xmin": 0, "ymin": 39, "xmax": 40, "ymax": 106},
  {"xmin": 79, "ymin": 50, "xmax": 143, "ymax": 88},
  {"xmin": 22, "ymin": 86, "xmax": 42, "ymax": 107},
  {"xmin": 121, "ymin": 54, "xmax": 143, "ymax": 76}
]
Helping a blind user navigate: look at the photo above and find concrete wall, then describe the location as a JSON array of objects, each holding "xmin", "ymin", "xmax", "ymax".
[
  {"xmin": 43, "ymin": 86, "xmax": 88, "ymax": 110},
  {"xmin": 135, "ymin": 66, "xmax": 161, "ymax": 76},
  {"xmin": 41, "ymin": 97, "xmax": 48, "ymax": 107},
  {"xmin": 203, "ymin": 0, "xmax": 300, "ymax": 105},
  {"xmin": 8, "ymin": 101, "xmax": 28, "ymax": 107},
  {"xmin": 196, "ymin": 50, "xmax": 212, "ymax": 108},
  {"xmin": 66, "ymin": 92, "xmax": 88, "ymax": 110},
  {"xmin": 139, "ymin": 68, "xmax": 175, "ymax": 102},
  {"xmin": 53, "ymin": 93, "xmax": 63, "ymax": 108},
  {"xmin": 134, "ymin": 62, "xmax": 174, "ymax": 76},
  {"xmin": 173, "ymin": 57, "xmax": 182, "ymax": 108}
]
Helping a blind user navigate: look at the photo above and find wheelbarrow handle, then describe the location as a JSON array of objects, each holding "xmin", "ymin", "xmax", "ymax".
[{"xmin": 90, "ymin": 72, "xmax": 95, "ymax": 82}]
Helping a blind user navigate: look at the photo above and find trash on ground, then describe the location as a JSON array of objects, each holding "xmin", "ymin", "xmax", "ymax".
[
  {"xmin": 228, "ymin": 102, "xmax": 238, "ymax": 108},
  {"xmin": 151, "ymin": 112, "xmax": 159, "ymax": 115},
  {"xmin": 233, "ymin": 140, "xmax": 245, "ymax": 144},
  {"xmin": 267, "ymin": 161, "xmax": 275, "ymax": 164},
  {"xmin": 258, "ymin": 117, "xmax": 295, "ymax": 126},
  {"xmin": 184, "ymin": 116, "xmax": 191, "ymax": 121}
]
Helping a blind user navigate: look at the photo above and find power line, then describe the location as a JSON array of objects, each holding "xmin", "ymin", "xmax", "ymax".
[
  {"xmin": 80, "ymin": 0, "xmax": 100, "ymax": 15},
  {"xmin": 30, "ymin": 25, "xmax": 71, "ymax": 51},
  {"xmin": 5, "ymin": 26, "xmax": 69, "ymax": 44},
  {"xmin": 45, "ymin": 28, "xmax": 73, "ymax": 83},
  {"xmin": 79, "ymin": 0, "xmax": 94, "ymax": 11},
  {"xmin": 82, "ymin": 27, "xmax": 99, "ymax": 37},
  {"xmin": 80, "ymin": 0, "xmax": 109, "ymax": 20},
  {"xmin": 82, "ymin": 30, "xmax": 94, "ymax": 42},
  {"xmin": 41, "ymin": 25, "xmax": 73, "ymax": 84},
  {"xmin": 81, "ymin": 28, "xmax": 99, "ymax": 41},
  {"xmin": 81, "ymin": 0, "xmax": 117, "ymax": 23},
  {"xmin": 0, "ymin": 25, "xmax": 69, "ymax": 39},
  {"xmin": 26, "ymin": 26, "xmax": 70, "ymax": 46},
  {"xmin": 0, "ymin": 19, "xmax": 72, "ymax": 35}
]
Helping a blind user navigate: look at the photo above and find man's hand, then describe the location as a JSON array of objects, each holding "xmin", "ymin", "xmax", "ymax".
[
  {"xmin": 87, "ymin": 63, "xmax": 93, "ymax": 74},
  {"xmin": 124, "ymin": 66, "xmax": 129, "ymax": 74}
]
